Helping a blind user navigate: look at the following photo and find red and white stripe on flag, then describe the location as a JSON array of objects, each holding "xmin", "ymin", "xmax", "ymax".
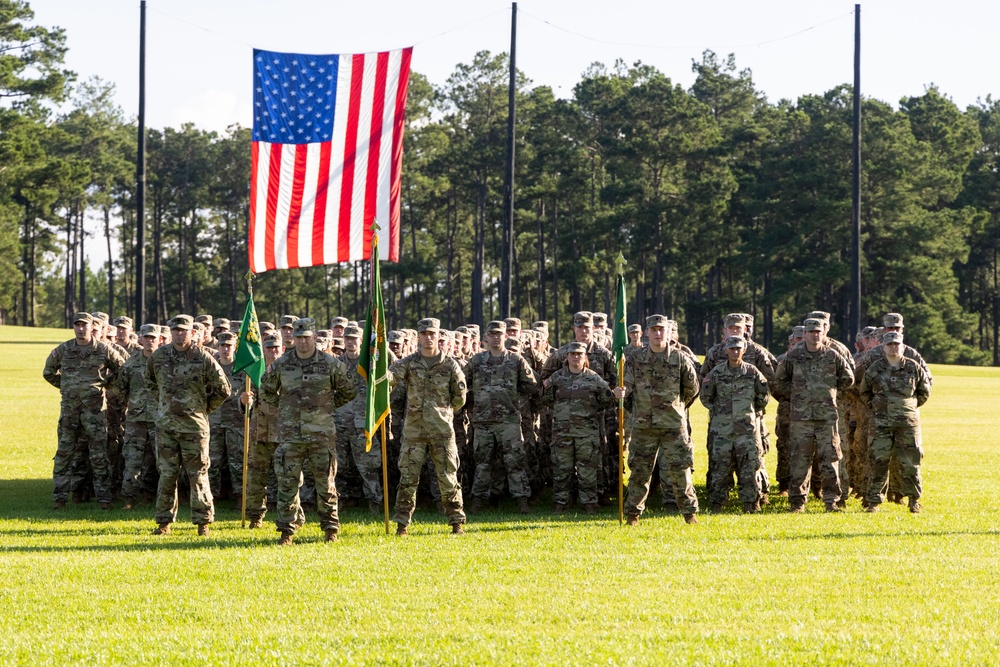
[{"xmin": 249, "ymin": 47, "xmax": 411, "ymax": 271}]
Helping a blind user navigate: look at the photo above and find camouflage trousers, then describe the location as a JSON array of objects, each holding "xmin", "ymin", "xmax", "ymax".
[
  {"xmin": 837, "ymin": 406, "xmax": 851, "ymax": 496},
  {"xmin": 774, "ymin": 404, "xmax": 791, "ymax": 490},
  {"xmin": 121, "ymin": 420, "xmax": 157, "ymax": 501},
  {"xmin": 245, "ymin": 439, "xmax": 279, "ymax": 521},
  {"xmin": 106, "ymin": 399, "xmax": 126, "ymax": 496},
  {"xmin": 551, "ymin": 432, "xmax": 601, "ymax": 506},
  {"xmin": 849, "ymin": 407, "xmax": 871, "ymax": 498},
  {"xmin": 757, "ymin": 412, "xmax": 771, "ymax": 496},
  {"xmin": 209, "ymin": 425, "xmax": 245, "ymax": 499},
  {"xmin": 788, "ymin": 420, "xmax": 842, "ymax": 506},
  {"xmin": 53, "ymin": 399, "xmax": 110, "ymax": 504},
  {"xmin": 335, "ymin": 414, "xmax": 363, "ymax": 501},
  {"xmin": 536, "ymin": 403, "xmax": 553, "ymax": 487},
  {"xmin": 471, "ymin": 421, "xmax": 531, "ymax": 500},
  {"xmin": 393, "ymin": 435, "xmax": 465, "ymax": 527},
  {"xmin": 275, "ymin": 440, "xmax": 338, "ymax": 534},
  {"xmin": 866, "ymin": 425, "xmax": 923, "ymax": 505},
  {"xmin": 707, "ymin": 433, "xmax": 762, "ymax": 506},
  {"xmin": 625, "ymin": 428, "xmax": 698, "ymax": 517},
  {"xmin": 154, "ymin": 428, "xmax": 214, "ymax": 525},
  {"xmin": 337, "ymin": 427, "xmax": 385, "ymax": 504}
]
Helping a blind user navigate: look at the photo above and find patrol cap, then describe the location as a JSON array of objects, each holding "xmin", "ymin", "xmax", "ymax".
[
  {"xmin": 139, "ymin": 324, "xmax": 159, "ymax": 337},
  {"xmin": 72, "ymin": 312, "xmax": 94, "ymax": 324},
  {"xmin": 486, "ymin": 320, "xmax": 506, "ymax": 333},
  {"xmin": 195, "ymin": 314, "xmax": 213, "ymax": 325},
  {"xmin": 573, "ymin": 311, "xmax": 593, "ymax": 326},
  {"xmin": 113, "ymin": 316, "xmax": 134, "ymax": 328},
  {"xmin": 566, "ymin": 341, "xmax": 587, "ymax": 354},
  {"xmin": 158, "ymin": 325, "xmax": 170, "ymax": 337},
  {"xmin": 792, "ymin": 325, "xmax": 805, "ymax": 337},
  {"xmin": 280, "ymin": 315, "xmax": 298, "ymax": 328},
  {"xmin": 455, "ymin": 326, "xmax": 469, "ymax": 336},
  {"xmin": 192, "ymin": 322, "xmax": 205, "ymax": 333},
  {"xmin": 263, "ymin": 333, "xmax": 282, "ymax": 348},
  {"xmin": 417, "ymin": 318, "xmax": 440, "ymax": 333},
  {"xmin": 861, "ymin": 326, "xmax": 877, "ymax": 337},
  {"xmin": 504, "ymin": 337, "xmax": 521, "ymax": 351},
  {"xmin": 504, "ymin": 317, "xmax": 522, "ymax": 330},
  {"xmin": 883, "ymin": 312, "xmax": 904, "ymax": 328},
  {"xmin": 217, "ymin": 332, "xmax": 237, "ymax": 345},
  {"xmin": 330, "ymin": 316, "xmax": 349, "ymax": 328},
  {"xmin": 592, "ymin": 312, "xmax": 607, "ymax": 327},
  {"xmin": 724, "ymin": 313, "xmax": 746, "ymax": 328},
  {"xmin": 628, "ymin": 324, "xmax": 642, "ymax": 334},
  {"xmin": 387, "ymin": 330, "xmax": 403, "ymax": 343},
  {"xmin": 292, "ymin": 318, "xmax": 316, "ymax": 337},
  {"xmin": 645, "ymin": 314, "xmax": 669, "ymax": 329},
  {"xmin": 531, "ymin": 321, "xmax": 549, "ymax": 331},
  {"xmin": 343, "ymin": 325, "xmax": 362, "ymax": 339},
  {"xmin": 331, "ymin": 337, "xmax": 345, "ymax": 350},
  {"xmin": 91, "ymin": 311, "xmax": 110, "ymax": 324},
  {"xmin": 259, "ymin": 321, "xmax": 275, "ymax": 334},
  {"xmin": 725, "ymin": 335, "xmax": 746, "ymax": 349},
  {"xmin": 803, "ymin": 318, "xmax": 824, "ymax": 332},
  {"xmin": 316, "ymin": 329, "xmax": 333, "ymax": 340},
  {"xmin": 743, "ymin": 314, "xmax": 755, "ymax": 326},
  {"xmin": 882, "ymin": 331, "xmax": 904, "ymax": 344},
  {"xmin": 807, "ymin": 311, "xmax": 831, "ymax": 323},
  {"xmin": 168, "ymin": 314, "xmax": 194, "ymax": 330},
  {"xmin": 213, "ymin": 318, "xmax": 231, "ymax": 330}
]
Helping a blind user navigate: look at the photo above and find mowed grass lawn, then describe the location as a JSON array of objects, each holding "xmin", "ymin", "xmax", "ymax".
[{"xmin": 1, "ymin": 325, "xmax": 999, "ymax": 666}]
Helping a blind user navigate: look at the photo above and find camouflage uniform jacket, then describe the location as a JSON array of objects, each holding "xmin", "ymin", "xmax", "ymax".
[
  {"xmin": 113, "ymin": 352, "xmax": 156, "ymax": 422},
  {"xmin": 622, "ymin": 347, "xmax": 699, "ymax": 431},
  {"xmin": 338, "ymin": 350, "xmax": 398, "ymax": 428},
  {"xmin": 673, "ymin": 342, "xmax": 702, "ymax": 377},
  {"xmin": 120, "ymin": 340, "xmax": 143, "ymax": 357},
  {"xmin": 773, "ymin": 344, "xmax": 854, "ymax": 422},
  {"xmin": 540, "ymin": 367, "xmax": 615, "ymax": 438},
  {"xmin": 259, "ymin": 349, "xmax": 355, "ymax": 443},
  {"xmin": 210, "ymin": 361, "xmax": 249, "ymax": 429},
  {"xmin": 541, "ymin": 340, "xmax": 615, "ymax": 384},
  {"xmin": 701, "ymin": 339, "xmax": 776, "ymax": 384},
  {"xmin": 43, "ymin": 338, "xmax": 126, "ymax": 405},
  {"xmin": 856, "ymin": 344, "xmax": 932, "ymax": 386},
  {"xmin": 389, "ymin": 351, "xmax": 466, "ymax": 441},
  {"xmin": 858, "ymin": 357, "xmax": 930, "ymax": 428},
  {"xmin": 464, "ymin": 350, "xmax": 538, "ymax": 425},
  {"xmin": 146, "ymin": 344, "xmax": 231, "ymax": 433},
  {"xmin": 700, "ymin": 361, "xmax": 769, "ymax": 438},
  {"xmin": 251, "ymin": 363, "xmax": 280, "ymax": 443}
]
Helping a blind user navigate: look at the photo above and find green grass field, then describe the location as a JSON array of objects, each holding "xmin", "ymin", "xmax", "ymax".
[{"xmin": 2, "ymin": 325, "xmax": 999, "ymax": 666}]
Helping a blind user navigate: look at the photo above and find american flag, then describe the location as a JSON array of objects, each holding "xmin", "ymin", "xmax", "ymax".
[{"xmin": 249, "ymin": 47, "xmax": 412, "ymax": 271}]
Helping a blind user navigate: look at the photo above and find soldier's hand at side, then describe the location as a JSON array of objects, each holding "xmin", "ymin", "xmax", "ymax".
[{"xmin": 613, "ymin": 386, "xmax": 627, "ymax": 400}]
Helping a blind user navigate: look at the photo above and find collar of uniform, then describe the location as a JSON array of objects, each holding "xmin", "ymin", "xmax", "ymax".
[{"xmin": 420, "ymin": 350, "xmax": 447, "ymax": 366}]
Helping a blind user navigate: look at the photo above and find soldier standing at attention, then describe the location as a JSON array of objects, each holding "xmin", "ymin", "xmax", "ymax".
[
  {"xmin": 208, "ymin": 331, "xmax": 247, "ymax": 501},
  {"xmin": 115, "ymin": 324, "xmax": 161, "ymax": 509},
  {"xmin": 146, "ymin": 315, "xmax": 231, "ymax": 536},
  {"xmin": 258, "ymin": 318, "xmax": 355, "ymax": 545},
  {"xmin": 114, "ymin": 316, "xmax": 142, "ymax": 356},
  {"xmin": 700, "ymin": 336, "xmax": 770, "ymax": 513},
  {"xmin": 242, "ymin": 333, "xmax": 284, "ymax": 528},
  {"xmin": 773, "ymin": 318, "xmax": 854, "ymax": 513},
  {"xmin": 43, "ymin": 312, "xmax": 126, "ymax": 509},
  {"xmin": 465, "ymin": 320, "xmax": 539, "ymax": 515},
  {"xmin": 614, "ymin": 315, "xmax": 700, "ymax": 525},
  {"xmin": 389, "ymin": 318, "xmax": 468, "ymax": 536},
  {"xmin": 541, "ymin": 342, "xmax": 615, "ymax": 514},
  {"xmin": 859, "ymin": 331, "xmax": 931, "ymax": 513},
  {"xmin": 279, "ymin": 315, "xmax": 298, "ymax": 350}
]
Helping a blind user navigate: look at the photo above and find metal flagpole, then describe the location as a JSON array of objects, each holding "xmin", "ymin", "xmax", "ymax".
[
  {"xmin": 616, "ymin": 253, "xmax": 626, "ymax": 526},
  {"xmin": 240, "ymin": 271, "xmax": 254, "ymax": 528}
]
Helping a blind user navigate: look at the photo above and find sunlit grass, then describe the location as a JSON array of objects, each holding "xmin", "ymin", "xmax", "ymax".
[{"xmin": 2, "ymin": 325, "xmax": 998, "ymax": 665}]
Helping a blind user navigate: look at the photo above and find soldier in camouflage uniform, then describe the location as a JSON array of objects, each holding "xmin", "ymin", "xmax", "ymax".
[
  {"xmin": 531, "ymin": 321, "xmax": 555, "ymax": 488},
  {"xmin": 542, "ymin": 312, "xmax": 617, "ymax": 503},
  {"xmin": 115, "ymin": 324, "xmax": 161, "ymax": 509},
  {"xmin": 259, "ymin": 318, "xmax": 355, "ymax": 545},
  {"xmin": 465, "ymin": 320, "xmax": 539, "ymax": 514},
  {"xmin": 700, "ymin": 336, "xmax": 770, "ymax": 513},
  {"xmin": 279, "ymin": 315, "xmax": 298, "ymax": 350},
  {"xmin": 858, "ymin": 331, "xmax": 931, "ymax": 513},
  {"xmin": 772, "ymin": 325, "xmax": 804, "ymax": 494},
  {"xmin": 389, "ymin": 318, "xmax": 468, "ymax": 536},
  {"xmin": 146, "ymin": 314, "xmax": 231, "ymax": 535},
  {"xmin": 541, "ymin": 342, "xmax": 615, "ymax": 513},
  {"xmin": 505, "ymin": 317, "xmax": 544, "ymax": 498},
  {"xmin": 207, "ymin": 332, "xmax": 249, "ymax": 500},
  {"xmin": 114, "ymin": 316, "xmax": 143, "ymax": 356},
  {"xmin": 774, "ymin": 318, "xmax": 854, "ymax": 513},
  {"xmin": 242, "ymin": 333, "xmax": 284, "ymax": 528},
  {"xmin": 615, "ymin": 315, "xmax": 700, "ymax": 525},
  {"xmin": 43, "ymin": 312, "xmax": 126, "ymax": 509}
]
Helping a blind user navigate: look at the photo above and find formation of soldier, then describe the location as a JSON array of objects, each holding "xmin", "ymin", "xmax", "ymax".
[{"xmin": 42, "ymin": 304, "xmax": 930, "ymax": 542}]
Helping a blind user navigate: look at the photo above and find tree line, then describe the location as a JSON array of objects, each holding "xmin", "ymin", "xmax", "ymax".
[{"xmin": 2, "ymin": 1, "xmax": 999, "ymax": 364}]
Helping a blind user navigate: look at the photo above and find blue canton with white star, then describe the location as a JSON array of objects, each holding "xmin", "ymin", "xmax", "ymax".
[{"xmin": 253, "ymin": 49, "xmax": 339, "ymax": 144}]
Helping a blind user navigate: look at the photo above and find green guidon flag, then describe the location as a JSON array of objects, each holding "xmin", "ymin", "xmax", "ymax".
[
  {"xmin": 612, "ymin": 271, "xmax": 627, "ymax": 378},
  {"xmin": 359, "ymin": 231, "xmax": 390, "ymax": 452},
  {"xmin": 233, "ymin": 289, "xmax": 266, "ymax": 388}
]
